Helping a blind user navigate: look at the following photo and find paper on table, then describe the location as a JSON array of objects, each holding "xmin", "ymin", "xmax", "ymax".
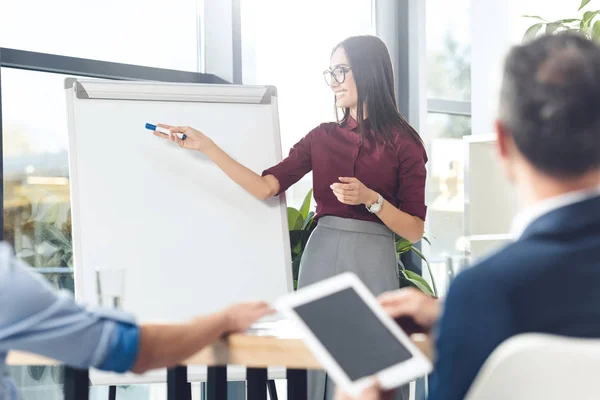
[{"xmin": 246, "ymin": 318, "xmax": 302, "ymax": 339}]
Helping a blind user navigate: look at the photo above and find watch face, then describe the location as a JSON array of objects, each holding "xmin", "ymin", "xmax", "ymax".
[
  {"xmin": 367, "ymin": 195, "xmax": 383, "ymax": 213},
  {"xmin": 368, "ymin": 203, "xmax": 380, "ymax": 213}
]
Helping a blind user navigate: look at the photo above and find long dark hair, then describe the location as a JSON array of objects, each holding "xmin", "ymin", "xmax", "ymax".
[{"xmin": 333, "ymin": 35, "xmax": 422, "ymax": 144}]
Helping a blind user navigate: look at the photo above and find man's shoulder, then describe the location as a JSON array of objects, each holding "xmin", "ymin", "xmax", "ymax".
[
  {"xmin": 448, "ymin": 239, "xmax": 542, "ymax": 300},
  {"xmin": 463, "ymin": 239, "xmax": 545, "ymax": 280}
]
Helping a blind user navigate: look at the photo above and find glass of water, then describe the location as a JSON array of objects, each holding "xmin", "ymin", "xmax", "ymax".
[{"xmin": 96, "ymin": 267, "xmax": 125, "ymax": 308}]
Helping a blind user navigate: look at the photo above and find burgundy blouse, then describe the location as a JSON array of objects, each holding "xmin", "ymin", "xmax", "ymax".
[{"xmin": 263, "ymin": 117, "xmax": 428, "ymax": 223}]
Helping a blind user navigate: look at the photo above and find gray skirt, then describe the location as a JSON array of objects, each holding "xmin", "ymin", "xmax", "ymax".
[
  {"xmin": 298, "ymin": 216, "xmax": 408, "ymax": 400},
  {"xmin": 298, "ymin": 216, "xmax": 399, "ymax": 296}
]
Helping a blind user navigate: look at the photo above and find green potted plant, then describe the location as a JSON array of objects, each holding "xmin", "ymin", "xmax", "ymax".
[
  {"xmin": 287, "ymin": 190, "xmax": 437, "ymax": 296},
  {"xmin": 523, "ymin": 0, "xmax": 600, "ymax": 42},
  {"xmin": 395, "ymin": 235, "xmax": 437, "ymax": 297},
  {"xmin": 287, "ymin": 190, "xmax": 318, "ymax": 290}
]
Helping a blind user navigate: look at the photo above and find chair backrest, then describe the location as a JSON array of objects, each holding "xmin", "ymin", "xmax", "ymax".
[{"xmin": 465, "ymin": 333, "xmax": 600, "ymax": 400}]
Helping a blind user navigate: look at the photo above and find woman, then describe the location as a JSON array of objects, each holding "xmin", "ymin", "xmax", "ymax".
[{"xmin": 153, "ymin": 35, "xmax": 427, "ymax": 400}]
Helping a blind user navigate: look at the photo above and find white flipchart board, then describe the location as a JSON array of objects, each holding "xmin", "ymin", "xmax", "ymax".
[{"xmin": 65, "ymin": 79, "xmax": 293, "ymax": 384}]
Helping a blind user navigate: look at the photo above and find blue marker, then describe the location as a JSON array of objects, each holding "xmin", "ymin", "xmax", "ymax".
[{"xmin": 145, "ymin": 123, "xmax": 186, "ymax": 140}]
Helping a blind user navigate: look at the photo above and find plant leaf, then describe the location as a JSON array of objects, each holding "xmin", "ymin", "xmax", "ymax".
[
  {"xmin": 18, "ymin": 249, "xmax": 35, "ymax": 258},
  {"xmin": 302, "ymin": 211, "xmax": 315, "ymax": 230},
  {"xmin": 398, "ymin": 274, "xmax": 414, "ymax": 289},
  {"xmin": 43, "ymin": 225, "xmax": 71, "ymax": 247},
  {"xmin": 289, "ymin": 230, "xmax": 303, "ymax": 251},
  {"xmin": 40, "ymin": 204, "xmax": 62, "ymax": 225},
  {"xmin": 46, "ymin": 252, "xmax": 62, "ymax": 268},
  {"xmin": 292, "ymin": 254, "xmax": 302, "ymax": 282},
  {"xmin": 410, "ymin": 245, "xmax": 427, "ymax": 262},
  {"xmin": 401, "ymin": 270, "xmax": 434, "ymax": 296},
  {"xmin": 523, "ymin": 23, "xmax": 544, "ymax": 42},
  {"xmin": 593, "ymin": 20, "xmax": 600, "ymax": 41},
  {"xmin": 299, "ymin": 189, "xmax": 313, "ymax": 221},
  {"xmin": 581, "ymin": 10, "xmax": 600, "ymax": 31},
  {"xmin": 396, "ymin": 238, "xmax": 412, "ymax": 254},
  {"xmin": 293, "ymin": 239, "xmax": 303, "ymax": 255},
  {"xmin": 410, "ymin": 246, "xmax": 438, "ymax": 297},
  {"xmin": 421, "ymin": 236, "xmax": 431, "ymax": 246},
  {"xmin": 556, "ymin": 19, "xmax": 580, "ymax": 23},
  {"xmin": 300, "ymin": 229, "xmax": 313, "ymax": 251},
  {"xmin": 287, "ymin": 207, "xmax": 303, "ymax": 231},
  {"xmin": 397, "ymin": 258, "xmax": 406, "ymax": 270},
  {"xmin": 522, "ymin": 15, "xmax": 547, "ymax": 22},
  {"xmin": 580, "ymin": 0, "xmax": 593, "ymax": 11},
  {"xmin": 546, "ymin": 22, "xmax": 562, "ymax": 34}
]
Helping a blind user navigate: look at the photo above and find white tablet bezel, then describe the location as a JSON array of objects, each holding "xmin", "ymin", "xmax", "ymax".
[{"xmin": 275, "ymin": 272, "xmax": 432, "ymax": 398}]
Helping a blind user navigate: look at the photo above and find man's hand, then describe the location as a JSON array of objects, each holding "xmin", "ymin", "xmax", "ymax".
[
  {"xmin": 378, "ymin": 288, "xmax": 441, "ymax": 332},
  {"xmin": 335, "ymin": 380, "xmax": 396, "ymax": 400},
  {"xmin": 220, "ymin": 302, "xmax": 274, "ymax": 333}
]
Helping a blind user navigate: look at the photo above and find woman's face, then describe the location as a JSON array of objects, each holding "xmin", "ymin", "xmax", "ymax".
[{"xmin": 326, "ymin": 47, "xmax": 358, "ymax": 110}]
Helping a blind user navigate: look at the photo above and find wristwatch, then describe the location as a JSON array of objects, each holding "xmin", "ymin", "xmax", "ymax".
[{"xmin": 366, "ymin": 193, "xmax": 383, "ymax": 214}]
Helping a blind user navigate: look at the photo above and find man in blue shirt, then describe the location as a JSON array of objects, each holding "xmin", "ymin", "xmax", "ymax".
[
  {"xmin": 0, "ymin": 243, "xmax": 272, "ymax": 399},
  {"xmin": 336, "ymin": 33, "xmax": 600, "ymax": 399}
]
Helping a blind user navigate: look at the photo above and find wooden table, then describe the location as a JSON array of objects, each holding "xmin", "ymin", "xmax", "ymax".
[{"xmin": 7, "ymin": 324, "xmax": 432, "ymax": 400}]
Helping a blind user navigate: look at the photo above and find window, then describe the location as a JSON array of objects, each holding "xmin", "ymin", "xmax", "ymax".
[
  {"xmin": 425, "ymin": 113, "xmax": 470, "ymax": 257},
  {"xmin": 1, "ymin": 0, "xmax": 206, "ymax": 394},
  {"xmin": 426, "ymin": 0, "xmax": 471, "ymax": 101},
  {"xmin": 241, "ymin": 0, "xmax": 375, "ymax": 208},
  {"xmin": 0, "ymin": 0, "xmax": 201, "ymax": 72},
  {"xmin": 1, "ymin": 64, "xmax": 175, "ymax": 400},
  {"xmin": 425, "ymin": 0, "xmax": 472, "ymax": 290},
  {"xmin": 2, "ymin": 68, "xmax": 73, "ymax": 290}
]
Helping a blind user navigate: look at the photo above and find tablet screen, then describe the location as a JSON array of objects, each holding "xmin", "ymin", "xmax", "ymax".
[{"xmin": 293, "ymin": 287, "xmax": 413, "ymax": 381}]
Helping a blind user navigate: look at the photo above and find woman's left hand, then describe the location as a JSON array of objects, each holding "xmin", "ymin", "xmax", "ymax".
[{"xmin": 331, "ymin": 177, "xmax": 378, "ymax": 206}]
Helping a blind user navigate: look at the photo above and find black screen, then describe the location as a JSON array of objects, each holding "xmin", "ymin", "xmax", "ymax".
[{"xmin": 293, "ymin": 287, "xmax": 413, "ymax": 381}]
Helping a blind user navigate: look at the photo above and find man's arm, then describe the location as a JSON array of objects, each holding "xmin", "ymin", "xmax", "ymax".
[
  {"xmin": 0, "ymin": 243, "xmax": 271, "ymax": 373},
  {"xmin": 0, "ymin": 243, "xmax": 120, "ymax": 369},
  {"xmin": 428, "ymin": 268, "xmax": 515, "ymax": 400},
  {"xmin": 132, "ymin": 302, "xmax": 271, "ymax": 373}
]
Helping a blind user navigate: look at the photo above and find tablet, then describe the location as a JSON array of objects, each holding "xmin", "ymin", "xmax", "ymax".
[{"xmin": 275, "ymin": 272, "xmax": 432, "ymax": 397}]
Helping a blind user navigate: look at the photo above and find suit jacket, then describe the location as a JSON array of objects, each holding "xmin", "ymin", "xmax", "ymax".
[{"xmin": 429, "ymin": 194, "xmax": 600, "ymax": 400}]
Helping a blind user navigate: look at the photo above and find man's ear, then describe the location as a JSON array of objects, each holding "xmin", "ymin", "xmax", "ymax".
[
  {"xmin": 495, "ymin": 119, "xmax": 510, "ymax": 159},
  {"xmin": 494, "ymin": 119, "xmax": 518, "ymax": 184}
]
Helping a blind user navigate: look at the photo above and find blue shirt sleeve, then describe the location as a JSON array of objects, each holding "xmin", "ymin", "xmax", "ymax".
[
  {"xmin": 428, "ymin": 267, "xmax": 516, "ymax": 400},
  {"xmin": 97, "ymin": 322, "xmax": 140, "ymax": 373},
  {"xmin": 0, "ymin": 242, "xmax": 138, "ymax": 371}
]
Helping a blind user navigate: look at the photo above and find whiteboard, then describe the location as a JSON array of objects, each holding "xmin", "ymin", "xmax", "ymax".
[{"xmin": 65, "ymin": 79, "xmax": 293, "ymax": 382}]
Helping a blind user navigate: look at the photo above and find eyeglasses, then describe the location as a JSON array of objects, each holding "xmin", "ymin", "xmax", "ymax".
[{"xmin": 323, "ymin": 66, "xmax": 351, "ymax": 86}]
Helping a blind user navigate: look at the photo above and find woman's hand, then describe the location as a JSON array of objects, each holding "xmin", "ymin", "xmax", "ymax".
[
  {"xmin": 153, "ymin": 124, "xmax": 216, "ymax": 154},
  {"xmin": 331, "ymin": 177, "xmax": 379, "ymax": 206}
]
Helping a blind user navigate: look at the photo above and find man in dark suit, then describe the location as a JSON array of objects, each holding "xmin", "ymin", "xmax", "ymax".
[{"xmin": 336, "ymin": 32, "xmax": 600, "ymax": 400}]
